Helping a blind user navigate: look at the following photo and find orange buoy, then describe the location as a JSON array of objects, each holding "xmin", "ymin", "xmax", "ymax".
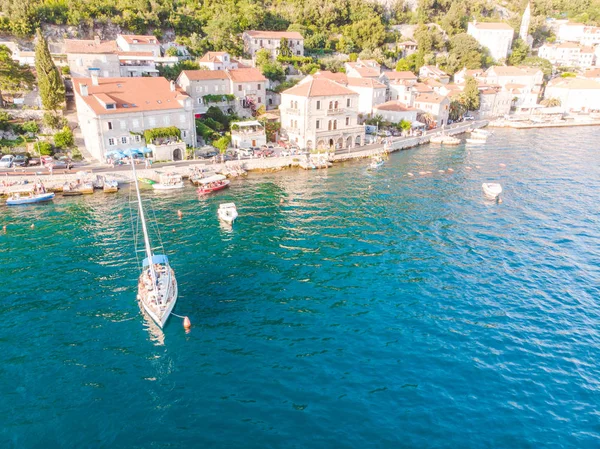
[
  {"xmin": 177, "ymin": 210, "xmax": 183, "ymax": 218},
  {"xmin": 183, "ymin": 316, "xmax": 191, "ymax": 329}
]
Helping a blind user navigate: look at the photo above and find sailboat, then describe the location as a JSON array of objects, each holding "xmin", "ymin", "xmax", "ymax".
[{"xmin": 130, "ymin": 159, "xmax": 178, "ymax": 328}]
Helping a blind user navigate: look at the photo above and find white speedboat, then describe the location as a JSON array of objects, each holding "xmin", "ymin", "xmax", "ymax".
[
  {"xmin": 430, "ymin": 135, "xmax": 461, "ymax": 145},
  {"xmin": 466, "ymin": 137, "xmax": 487, "ymax": 145},
  {"xmin": 217, "ymin": 202, "xmax": 238, "ymax": 223},
  {"xmin": 130, "ymin": 161, "xmax": 178, "ymax": 328},
  {"xmin": 482, "ymin": 183, "xmax": 502, "ymax": 200},
  {"xmin": 368, "ymin": 156, "xmax": 384, "ymax": 169},
  {"xmin": 471, "ymin": 129, "xmax": 491, "ymax": 137},
  {"xmin": 152, "ymin": 173, "xmax": 184, "ymax": 190}
]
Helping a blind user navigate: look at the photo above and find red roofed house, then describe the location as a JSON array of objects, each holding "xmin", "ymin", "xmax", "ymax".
[
  {"xmin": 413, "ymin": 93, "xmax": 450, "ymax": 128},
  {"xmin": 344, "ymin": 61, "xmax": 381, "ymax": 79},
  {"xmin": 176, "ymin": 68, "xmax": 267, "ymax": 118},
  {"xmin": 313, "ymin": 71, "xmax": 386, "ymax": 116},
  {"xmin": 280, "ymin": 76, "xmax": 365, "ymax": 150},
  {"xmin": 419, "ymin": 66, "xmax": 450, "ymax": 84},
  {"xmin": 242, "ymin": 30, "xmax": 304, "ymax": 59},
  {"xmin": 198, "ymin": 52, "xmax": 239, "ymax": 70},
  {"xmin": 66, "ymin": 34, "xmax": 176, "ymax": 78},
  {"xmin": 373, "ymin": 101, "xmax": 418, "ymax": 124},
  {"xmin": 73, "ymin": 75, "xmax": 195, "ymax": 162}
]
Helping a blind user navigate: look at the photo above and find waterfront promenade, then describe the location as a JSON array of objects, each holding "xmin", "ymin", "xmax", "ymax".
[{"xmin": 0, "ymin": 120, "xmax": 487, "ymax": 195}]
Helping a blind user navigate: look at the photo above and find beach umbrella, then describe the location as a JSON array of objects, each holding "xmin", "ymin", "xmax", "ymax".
[
  {"xmin": 111, "ymin": 151, "xmax": 126, "ymax": 159},
  {"xmin": 140, "ymin": 147, "xmax": 153, "ymax": 154}
]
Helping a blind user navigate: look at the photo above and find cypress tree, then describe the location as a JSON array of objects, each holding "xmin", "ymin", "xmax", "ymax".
[{"xmin": 34, "ymin": 28, "xmax": 65, "ymax": 113}]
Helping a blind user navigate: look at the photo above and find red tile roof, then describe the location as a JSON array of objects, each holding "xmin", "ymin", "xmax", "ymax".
[
  {"xmin": 73, "ymin": 77, "xmax": 188, "ymax": 115},
  {"xmin": 385, "ymin": 71, "xmax": 418, "ymax": 81},
  {"xmin": 313, "ymin": 71, "xmax": 348, "ymax": 84},
  {"xmin": 199, "ymin": 52, "xmax": 228, "ymax": 63},
  {"xmin": 347, "ymin": 77, "xmax": 386, "ymax": 89},
  {"xmin": 374, "ymin": 101, "xmax": 416, "ymax": 112},
  {"xmin": 180, "ymin": 70, "xmax": 229, "ymax": 81},
  {"xmin": 227, "ymin": 68, "xmax": 267, "ymax": 83},
  {"xmin": 415, "ymin": 93, "xmax": 448, "ymax": 104},
  {"xmin": 282, "ymin": 77, "xmax": 358, "ymax": 97},
  {"xmin": 65, "ymin": 39, "xmax": 117, "ymax": 54},
  {"xmin": 469, "ymin": 22, "xmax": 514, "ymax": 31},
  {"xmin": 244, "ymin": 30, "xmax": 303, "ymax": 40},
  {"xmin": 119, "ymin": 34, "xmax": 160, "ymax": 45}
]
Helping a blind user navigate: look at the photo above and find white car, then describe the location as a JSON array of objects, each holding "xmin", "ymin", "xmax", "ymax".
[
  {"xmin": 280, "ymin": 149, "xmax": 291, "ymax": 157},
  {"xmin": 0, "ymin": 155, "xmax": 14, "ymax": 168}
]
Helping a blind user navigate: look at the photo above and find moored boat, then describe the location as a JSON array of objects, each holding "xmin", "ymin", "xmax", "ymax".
[
  {"xmin": 63, "ymin": 181, "xmax": 94, "ymax": 195},
  {"xmin": 6, "ymin": 192, "xmax": 55, "ymax": 205},
  {"xmin": 138, "ymin": 177, "xmax": 156, "ymax": 185},
  {"xmin": 368, "ymin": 155, "xmax": 385, "ymax": 170},
  {"xmin": 482, "ymin": 183, "xmax": 502, "ymax": 200},
  {"xmin": 130, "ymin": 160, "xmax": 178, "ymax": 328},
  {"xmin": 197, "ymin": 174, "xmax": 230, "ymax": 194},
  {"xmin": 466, "ymin": 137, "xmax": 487, "ymax": 145},
  {"xmin": 217, "ymin": 202, "xmax": 238, "ymax": 223},
  {"xmin": 152, "ymin": 173, "xmax": 184, "ymax": 190},
  {"xmin": 103, "ymin": 179, "xmax": 119, "ymax": 193}
]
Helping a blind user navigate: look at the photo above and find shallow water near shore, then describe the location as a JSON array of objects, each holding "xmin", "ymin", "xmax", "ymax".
[{"xmin": 1, "ymin": 127, "xmax": 599, "ymax": 448}]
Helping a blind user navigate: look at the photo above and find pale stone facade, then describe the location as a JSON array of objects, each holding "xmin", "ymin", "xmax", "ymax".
[
  {"xmin": 231, "ymin": 121, "xmax": 267, "ymax": 148},
  {"xmin": 73, "ymin": 76, "xmax": 195, "ymax": 162},
  {"xmin": 413, "ymin": 94, "xmax": 450, "ymax": 128},
  {"xmin": 280, "ymin": 77, "xmax": 365, "ymax": 151},
  {"xmin": 242, "ymin": 31, "xmax": 304, "ymax": 59},
  {"xmin": 198, "ymin": 52, "xmax": 239, "ymax": 70},
  {"xmin": 539, "ymin": 42, "xmax": 596, "ymax": 68},
  {"xmin": 544, "ymin": 77, "xmax": 600, "ymax": 112},
  {"xmin": 467, "ymin": 22, "xmax": 514, "ymax": 62}
]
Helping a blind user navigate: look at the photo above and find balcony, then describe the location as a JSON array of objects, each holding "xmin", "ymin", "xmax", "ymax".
[
  {"xmin": 326, "ymin": 108, "xmax": 346, "ymax": 115},
  {"xmin": 286, "ymin": 108, "xmax": 301, "ymax": 115}
]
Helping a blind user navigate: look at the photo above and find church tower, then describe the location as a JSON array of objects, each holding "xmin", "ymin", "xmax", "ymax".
[{"xmin": 519, "ymin": 2, "xmax": 533, "ymax": 47}]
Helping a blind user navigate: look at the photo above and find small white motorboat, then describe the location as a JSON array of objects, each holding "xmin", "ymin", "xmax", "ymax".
[
  {"xmin": 6, "ymin": 192, "xmax": 55, "ymax": 205},
  {"xmin": 482, "ymin": 183, "xmax": 502, "ymax": 200},
  {"xmin": 152, "ymin": 173, "xmax": 184, "ymax": 190},
  {"xmin": 466, "ymin": 137, "xmax": 487, "ymax": 145},
  {"xmin": 368, "ymin": 155, "xmax": 385, "ymax": 170},
  {"xmin": 430, "ymin": 135, "xmax": 461, "ymax": 145},
  {"xmin": 217, "ymin": 202, "xmax": 238, "ymax": 223},
  {"xmin": 471, "ymin": 129, "xmax": 491, "ymax": 137}
]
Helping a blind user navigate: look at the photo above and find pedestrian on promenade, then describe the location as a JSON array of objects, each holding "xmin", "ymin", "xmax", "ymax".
[{"xmin": 144, "ymin": 158, "xmax": 150, "ymax": 169}]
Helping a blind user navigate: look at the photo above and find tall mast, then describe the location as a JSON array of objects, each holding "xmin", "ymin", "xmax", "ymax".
[{"xmin": 130, "ymin": 159, "xmax": 155, "ymax": 270}]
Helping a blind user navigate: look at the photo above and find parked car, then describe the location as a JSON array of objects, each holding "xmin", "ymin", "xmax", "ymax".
[
  {"xmin": 0, "ymin": 154, "xmax": 15, "ymax": 168},
  {"xmin": 464, "ymin": 115, "xmax": 475, "ymax": 121},
  {"xmin": 13, "ymin": 154, "xmax": 29, "ymax": 167},
  {"xmin": 280, "ymin": 149, "xmax": 291, "ymax": 157},
  {"xmin": 237, "ymin": 148, "xmax": 254, "ymax": 158},
  {"xmin": 52, "ymin": 156, "xmax": 73, "ymax": 169},
  {"xmin": 41, "ymin": 156, "xmax": 54, "ymax": 166},
  {"xmin": 28, "ymin": 157, "xmax": 41, "ymax": 166}
]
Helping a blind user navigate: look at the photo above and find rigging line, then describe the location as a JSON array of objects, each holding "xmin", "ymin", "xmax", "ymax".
[
  {"xmin": 128, "ymin": 184, "xmax": 141, "ymax": 269},
  {"xmin": 171, "ymin": 312, "xmax": 187, "ymax": 319}
]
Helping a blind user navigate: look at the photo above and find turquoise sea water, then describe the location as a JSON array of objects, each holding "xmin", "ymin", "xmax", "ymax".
[{"xmin": 1, "ymin": 127, "xmax": 599, "ymax": 448}]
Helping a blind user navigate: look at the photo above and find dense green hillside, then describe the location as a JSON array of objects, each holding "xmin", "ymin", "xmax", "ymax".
[{"xmin": 1, "ymin": 0, "xmax": 599, "ymax": 56}]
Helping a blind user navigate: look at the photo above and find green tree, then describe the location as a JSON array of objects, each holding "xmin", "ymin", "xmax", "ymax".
[
  {"xmin": 541, "ymin": 97, "xmax": 561, "ymax": 107},
  {"xmin": 449, "ymin": 99, "xmax": 466, "ymax": 121},
  {"xmin": 446, "ymin": 33, "xmax": 486, "ymax": 74},
  {"xmin": 521, "ymin": 56, "xmax": 553, "ymax": 78},
  {"xmin": 36, "ymin": 141, "xmax": 53, "ymax": 156},
  {"xmin": 461, "ymin": 76, "xmax": 480, "ymax": 111},
  {"xmin": 508, "ymin": 38, "xmax": 529, "ymax": 66},
  {"xmin": 53, "ymin": 126, "xmax": 74, "ymax": 149},
  {"xmin": 158, "ymin": 60, "xmax": 201, "ymax": 81},
  {"xmin": 213, "ymin": 134, "xmax": 231, "ymax": 159},
  {"xmin": 343, "ymin": 18, "xmax": 386, "ymax": 51},
  {"xmin": 261, "ymin": 61, "xmax": 286, "ymax": 83},
  {"xmin": 441, "ymin": 1, "xmax": 468, "ymax": 36},
  {"xmin": 34, "ymin": 28, "xmax": 65, "ymax": 113},
  {"xmin": 395, "ymin": 56, "xmax": 415, "ymax": 72},
  {"xmin": 398, "ymin": 119, "xmax": 412, "ymax": 134},
  {"xmin": 255, "ymin": 49, "xmax": 272, "ymax": 68},
  {"xmin": 279, "ymin": 37, "xmax": 293, "ymax": 57},
  {"xmin": 166, "ymin": 46, "xmax": 180, "ymax": 57},
  {"xmin": 0, "ymin": 45, "xmax": 34, "ymax": 106}
]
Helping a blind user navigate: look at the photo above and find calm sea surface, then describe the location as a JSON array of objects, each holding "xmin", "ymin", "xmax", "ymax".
[{"xmin": 1, "ymin": 127, "xmax": 599, "ymax": 448}]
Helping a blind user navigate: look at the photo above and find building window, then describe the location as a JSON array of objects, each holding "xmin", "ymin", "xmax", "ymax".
[
  {"xmin": 120, "ymin": 120, "xmax": 127, "ymax": 130},
  {"xmin": 182, "ymin": 130, "xmax": 187, "ymax": 138},
  {"xmin": 164, "ymin": 116, "xmax": 170, "ymax": 125},
  {"xmin": 121, "ymin": 136, "xmax": 127, "ymax": 144},
  {"xmin": 148, "ymin": 117, "xmax": 156, "ymax": 126},
  {"xmin": 258, "ymin": 97, "xmax": 262, "ymax": 103},
  {"xmin": 77, "ymin": 58, "xmax": 83, "ymax": 66},
  {"xmin": 328, "ymin": 120, "xmax": 332, "ymax": 131},
  {"xmin": 316, "ymin": 100, "xmax": 321, "ymax": 110},
  {"xmin": 316, "ymin": 120, "xmax": 320, "ymax": 129},
  {"xmin": 195, "ymin": 86, "xmax": 201, "ymax": 93},
  {"xmin": 107, "ymin": 121, "xmax": 113, "ymax": 130},
  {"xmin": 334, "ymin": 101, "xmax": 338, "ymax": 109},
  {"xmin": 347, "ymin": 98, "xmax": 351, "ymax": 107},
  {"xmin": 108, "ymin": 138, "xmax": 115, "ymax": 146},
  {"xmin": 257, "ymin": 84, "xmax": 261, "ymax": 90},
  {"xmin": 180, "ymin": 114, "xmax": 186, "ymax": 123},
  {"xmin": 238, "ymin": 85, "xmax": 242, "ymax": 92},
  {"xmin": 333, "ymin": 120, "xmax": 337, "ymax": 130},
  {"xmin": 134, "ymin": 135, "xmax": 141, "ymax": 143},
  {"xmin": 346, "ymin": 117, "xmax": 349, "ymax": 126},
  {"xmin": 329, "ymin": 101, "xmax": 333, "ymax": 110},
  {"xmin": 198, "ymin": 98, "xmax": 203, "ymax": 104}
]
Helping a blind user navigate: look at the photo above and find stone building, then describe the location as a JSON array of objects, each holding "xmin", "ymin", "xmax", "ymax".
[
  {"xmin": 242, "ymin": 31, "xmax": 304, "ymax": 59},
  {"xmin": 467, "ymin": 22, "xmax": 514, "ymax": 61}
]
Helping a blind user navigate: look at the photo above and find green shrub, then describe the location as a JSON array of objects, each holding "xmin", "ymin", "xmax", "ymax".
[
  {"xmin": 203, "ymin": 94, "xmax": 235, "ymax": 103},
  {"xmin": 53, "ymin": 126, "xmax": 74, "ymax": 149},
  {"xmin": 61, "ymin": 66, "xmax": 70, "ymax": 75},
  {"xmin": 35, "ymin": 141, "xmax": 53, "ymax": 155},
  {"xmin": 20, "ymin": 121, "xmax": 39, "ymax": 134},
  {"xmin": 143, "ymin": 126, "xmax": 181, "ymax": 144},
  {"xmin": 43, "ymin": 112, "xmax": 67, "ymax": 130}
]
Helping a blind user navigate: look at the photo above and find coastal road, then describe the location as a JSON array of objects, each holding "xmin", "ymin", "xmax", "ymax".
[{"xmin": 0, "ymin": 120, "xmax": 486, "ymax": 177}]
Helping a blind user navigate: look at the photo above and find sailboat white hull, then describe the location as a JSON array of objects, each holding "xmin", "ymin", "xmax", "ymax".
[{"xmin": 138, "ymin": 270, "xmax": 178, "ymax": 328}]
